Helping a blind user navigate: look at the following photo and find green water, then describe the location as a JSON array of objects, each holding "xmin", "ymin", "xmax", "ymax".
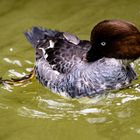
[{"xmin": 0, "ymin": 0, "xmax": 140, "ymax": 140}]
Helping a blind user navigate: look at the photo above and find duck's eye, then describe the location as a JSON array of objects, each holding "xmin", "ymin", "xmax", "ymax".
[{"xmin": 101, "ymin": 42, "xmax": 106, "ymax": 46}]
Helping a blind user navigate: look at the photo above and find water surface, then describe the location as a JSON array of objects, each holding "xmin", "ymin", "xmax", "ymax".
[{"xmin": 0, "ymin": 0, "xmax": 140, "ymax": 140}]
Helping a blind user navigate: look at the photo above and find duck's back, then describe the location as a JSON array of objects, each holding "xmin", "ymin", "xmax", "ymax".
[{"xmin": 25, "ymin": 27, "xmax": 91, "ymax": 73}]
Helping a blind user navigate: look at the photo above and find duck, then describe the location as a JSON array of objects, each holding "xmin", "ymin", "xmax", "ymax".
[{"xmin": 24, "ymin": 20, "xmax": 140, "ymax": 98}]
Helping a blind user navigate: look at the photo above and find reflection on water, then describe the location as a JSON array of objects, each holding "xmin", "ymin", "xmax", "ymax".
[
  {"xmin": 1, "ymin": 76, "xmax": 140, "ymax": 122},
  {"xmin": 3, "ymin": 58, "xmax": 22, "ymax": 67},
  {"xmin": 16, "ymin": 96, "xmax": 108, "ymax": 121},
  {"xmin": 1, "ymin": 66, "xmax": 140, "ymax": 139},
  {"xmin": 0, "ymin": 0, "xmax": 140, "ymax": 139},
  {"xmin": 1, "ymin": 57, "xmax": 140, "ymax": 140}
]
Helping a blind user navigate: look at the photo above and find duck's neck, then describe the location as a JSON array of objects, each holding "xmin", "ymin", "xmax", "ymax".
[
  {"xmin": 86, "ymin": 47, "xmax": 101, "ymax": 62},
  {"xmin": 86, "ymin": 45, "xmax": 136, "ymax": 77},
  {"xmin": 86, "ymin": 46, "xmax": 134, "ymax": 65}
]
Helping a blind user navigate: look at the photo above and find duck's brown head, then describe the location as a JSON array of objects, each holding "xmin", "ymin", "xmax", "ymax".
[{"xmin": 87, "ymin": 20, "xmax": 140, "ymax": 62}]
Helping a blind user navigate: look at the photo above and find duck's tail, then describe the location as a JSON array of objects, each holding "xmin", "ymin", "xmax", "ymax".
[{"xmin": 24, "ymin": 27, "xmax": 59, "ymax": 48}]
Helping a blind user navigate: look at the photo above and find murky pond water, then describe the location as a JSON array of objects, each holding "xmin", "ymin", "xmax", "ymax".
[{"xmin": 0, "ymin": 0, "xmax": 140, "ymax": 140}]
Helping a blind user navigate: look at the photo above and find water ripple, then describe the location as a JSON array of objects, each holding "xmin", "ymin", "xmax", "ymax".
[
  {"xmin": 86, "ymin": 117, "xmax": 107, "ymax": 124},
  {"xmin": 8, "ymin": 69, "xmax": 26, "ymax": 77},
  {"xmin": 121, "ymin": 96, "xmax": 140, "ymax": 104},
  {"xmin": 17, "ymin": 106, "xmax": 49, "ymax": 119},
  {"xmin": 3, "ymin": 58, "xmax": 22, "ymax": 67}
]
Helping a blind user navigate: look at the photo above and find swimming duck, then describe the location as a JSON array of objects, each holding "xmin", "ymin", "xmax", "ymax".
[{"xmin": 24, "ymin": 20, "xmax": 140, "ymax": 98}]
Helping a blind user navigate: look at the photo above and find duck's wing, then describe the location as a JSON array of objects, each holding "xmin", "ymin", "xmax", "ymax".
[{"xmin": 25, "ymin": 27, "xmax": 91, "ymax": 73}]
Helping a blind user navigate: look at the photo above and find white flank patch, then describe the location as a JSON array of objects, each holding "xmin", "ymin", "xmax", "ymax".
[
  {"xmin": 48, "ymin": 40, "xmax": 55, "ymax": 49},
  {"xmin": 39, "ymin": 48, "xmax": 48, "ymax": 59},
  {"xmin": 39, "ymin": 48, "xmax": 46, "ymax": 54},
  {"xmin": 54, "ymin": 70, "xmax": 60, "ymax": 75}
]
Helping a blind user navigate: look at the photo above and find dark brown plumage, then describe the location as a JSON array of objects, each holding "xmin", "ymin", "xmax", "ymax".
[{"xmin": 87, "ymin": 20, "xmax": 140, "ymax": 62}]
